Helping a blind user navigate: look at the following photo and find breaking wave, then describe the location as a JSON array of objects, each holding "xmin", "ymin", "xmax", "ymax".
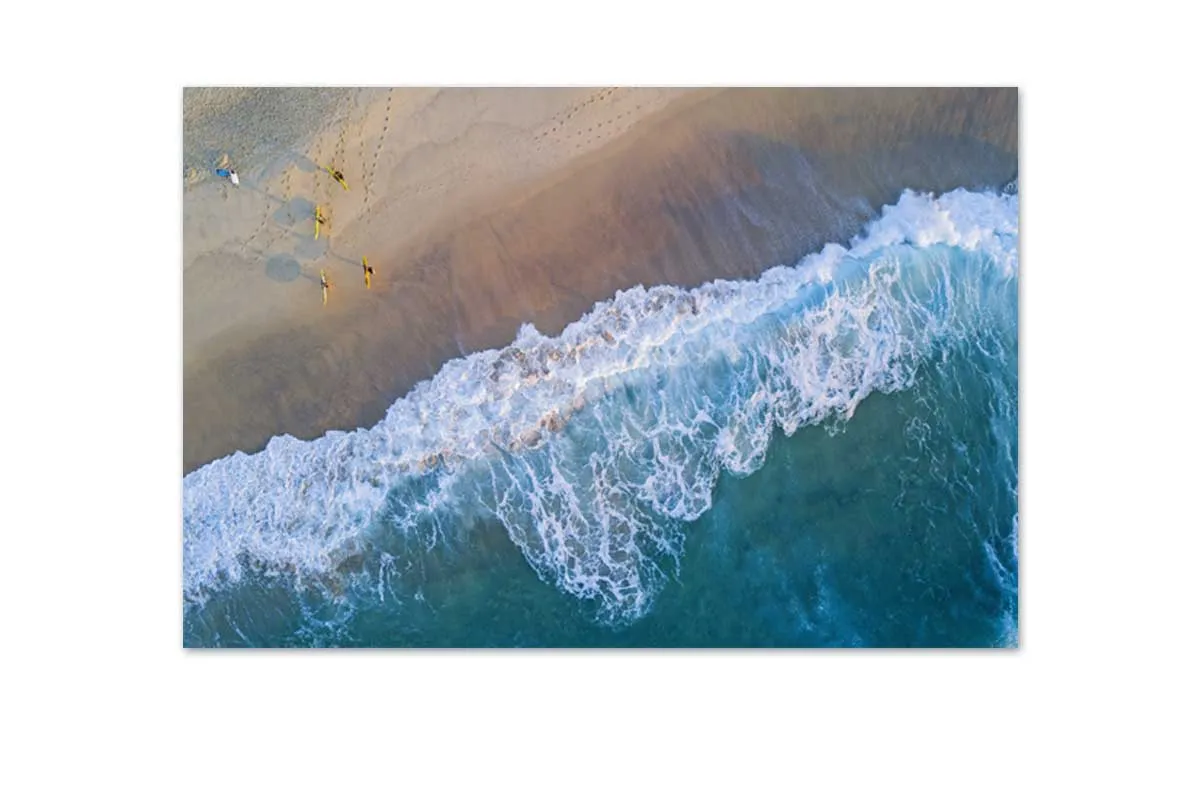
[{"xmin": 183, "ymin": 187, "xmax": 1018, "ymax": 625}]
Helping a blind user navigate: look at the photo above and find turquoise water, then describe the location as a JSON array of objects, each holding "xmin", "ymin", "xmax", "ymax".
[{"xmin": 183, "ymin": 189, "xmax": 1018, "ymax": 648}]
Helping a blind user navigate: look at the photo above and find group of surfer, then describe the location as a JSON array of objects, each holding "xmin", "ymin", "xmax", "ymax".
[
  {"xmin": 320, "ymin": 256, "xmax": 373, "ymax": 306},
  {"xmin": 216, "ymin": 159, "xmax": 376, "ymax": 307}
]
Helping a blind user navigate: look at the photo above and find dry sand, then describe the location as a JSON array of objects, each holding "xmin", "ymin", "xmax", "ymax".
[{"xmin": 183, "ymin": 87, "xmax": 1017, "ymax": 474}]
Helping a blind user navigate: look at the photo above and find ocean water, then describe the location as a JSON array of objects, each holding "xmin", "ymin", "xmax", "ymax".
[{"xmin": 182, "ymin": 187, "xmax": 1018, "ymax": 648}]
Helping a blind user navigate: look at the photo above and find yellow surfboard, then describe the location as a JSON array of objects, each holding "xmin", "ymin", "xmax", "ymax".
[
  {"xmin": 314, "ymin": 206, "xmax": 323, "ymax": 240},
  {"xmin": 362, "ymin": 256, "xmax": 372, "ymax": 289},
  {"xmin": 322, "ymin": 165, "xmax": 349, "ymax": 191}
]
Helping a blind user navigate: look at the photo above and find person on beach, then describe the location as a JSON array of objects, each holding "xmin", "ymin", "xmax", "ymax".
[
  {"xmin": 362, "ymin": 256, "xmax": 374, "ymax": 289},
  {"xmin": 322, "ymin": 165, "xmax": 349, "ymax": 191},
  {"xmin": 321, "ymin": 269, "xmax": 332, "ymax": 306},
  {"xmin": 215, "ymin": 167, "xmax": 240, "ymax": 186},
  {"xmin": 314, "ymin": 206, "xmax": 328, "ymax": 239}
]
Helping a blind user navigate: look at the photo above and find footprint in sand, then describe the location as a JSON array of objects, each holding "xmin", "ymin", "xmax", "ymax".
[
  {"xmin": 274, "ymin": 197, "xmax": 316, "ymax": 228},
  {"xmin": 364, "ymin": 90, "xmax": 395, "ymax": 204}
]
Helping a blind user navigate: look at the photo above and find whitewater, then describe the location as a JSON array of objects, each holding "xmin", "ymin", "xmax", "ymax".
[{"xmin": 183, "ymin": 186, "xmax": 1018, "ymax": 638}]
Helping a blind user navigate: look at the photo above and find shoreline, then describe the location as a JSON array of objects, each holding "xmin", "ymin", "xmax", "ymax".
[{"xmin": 182, "ymin": 87, "xmax": 1017, "ymax": 474}]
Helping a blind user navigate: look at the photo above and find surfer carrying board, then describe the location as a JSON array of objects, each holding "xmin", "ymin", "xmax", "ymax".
[
  {"xmin": 362, "ymin": 256, "xmax": 374, "ymax": 289},
  {"xmin": 314, "ymin": 206, "xmax": 328, "ymax": 239},
  {"xmin": 320, "ymin": 269, "xmax": 332, "ymax": 306},
  {"xmin": 321, "ymin": 165, "xmax": 349, "ymax": 191}
]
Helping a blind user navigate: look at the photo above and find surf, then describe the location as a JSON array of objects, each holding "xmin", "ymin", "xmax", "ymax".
[{"xmin": 183, "ymin": 186, "xmax": 1018, "ymax": 629}]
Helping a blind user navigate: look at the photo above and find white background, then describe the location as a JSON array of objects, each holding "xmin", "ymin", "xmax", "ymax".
[{"xmin": 2, "ymin": 1, "xmax": 1196, "ymax": 807}]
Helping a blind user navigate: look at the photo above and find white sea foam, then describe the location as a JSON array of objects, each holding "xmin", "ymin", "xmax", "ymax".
[{"xmin": 183, "ymin": 188, "xmax": 1019, "ymax": 620}]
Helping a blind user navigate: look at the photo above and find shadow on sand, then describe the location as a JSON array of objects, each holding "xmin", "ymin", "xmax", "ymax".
[
  {"xmin": 264, "ymin": 254, "xmax": 302, "ymax": 283},
  {"xmin": 273, "ymin": 197, "xmax": 316, "ymax": 228}
]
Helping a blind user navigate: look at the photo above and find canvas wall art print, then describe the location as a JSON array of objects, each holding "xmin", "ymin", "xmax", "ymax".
[{"xmin": 182, "ymin": 87, "xmax": 1018, "ymax": 647}]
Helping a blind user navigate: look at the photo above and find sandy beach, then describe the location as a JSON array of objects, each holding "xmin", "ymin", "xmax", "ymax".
[{"xmin": 183, "ymin": 87, "xmax": 1016, "ymax": 474}]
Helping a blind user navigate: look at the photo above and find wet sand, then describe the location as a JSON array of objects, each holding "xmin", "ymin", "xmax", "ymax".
[{"xmin": 182, "ymin": 87, "xmax": 1017, "ymax": 474}]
